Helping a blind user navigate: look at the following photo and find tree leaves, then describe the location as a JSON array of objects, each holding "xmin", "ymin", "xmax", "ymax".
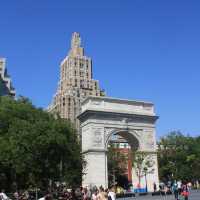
[
  {"xmin": 158, "ymin": 131, "xmax": 200, "ymax": 182},
  {"xmin": 0, "ymin": 96, "xmax": 82, "ymax": 191},
  {"xmin": 132, "ymin": 151, "xmax": 155, "ymax": 186}
]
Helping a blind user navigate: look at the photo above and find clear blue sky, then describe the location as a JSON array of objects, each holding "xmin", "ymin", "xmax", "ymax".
[{"xmin": 0, "ymin": 0, "xmax": 200, "ymax": 137}]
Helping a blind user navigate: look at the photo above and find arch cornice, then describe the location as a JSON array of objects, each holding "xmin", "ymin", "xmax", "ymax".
[{"xmin": 78, "ymin": 109, "xmax": 159, "ymax": 123}]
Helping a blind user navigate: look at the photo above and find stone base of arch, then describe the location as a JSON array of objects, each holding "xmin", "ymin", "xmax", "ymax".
[
  {"xmin": 78, "ymin": 96, "xmax": 159, "ymax": 191},
  {"xmin": 82, "ymin": 150, "xmax": 108, "ymax": 188}
]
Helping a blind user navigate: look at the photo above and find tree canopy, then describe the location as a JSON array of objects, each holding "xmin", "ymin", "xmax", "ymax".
[
  {"xmin": 0, "ymin": 96, "xmax": 83, "ymax": 191},
  {"xmin": 158, "ymin": 131, "xmax": 200, "ymax": 182},
  {"xmin": 132, "ymin": 151, "xmax": 155, "ymax": 188}
]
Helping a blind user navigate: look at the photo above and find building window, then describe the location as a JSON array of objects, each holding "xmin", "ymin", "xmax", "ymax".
[
  {"xmin": 80, "ymin": 80, "xmax": 84, "ymax": 88},
  {"xmin": 95, "ymin": 82, "xmax": 97, "ymax": 89},
  {"xmin": 63, "ymin": 98, "xmax": 65, "ymax": 106},
  {"xmin": 80, "ymin": 71, "xmax": 84, "ymax": 77}
]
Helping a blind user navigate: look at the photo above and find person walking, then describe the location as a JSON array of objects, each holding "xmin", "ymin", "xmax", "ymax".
[
  {"xmin": 181, "ymin": 183, "xmax": 189, "ymax": 200},
  {"xmin": 172, "ymin": 182, "xmax": 179, "ymax": 200},
  {"xmin": 177, "ymin": 180, "xmax": 182, "ymax": 195},
  {"xmin": 153, "ymin": 182, "xmax": 157, "ymax": 193}
]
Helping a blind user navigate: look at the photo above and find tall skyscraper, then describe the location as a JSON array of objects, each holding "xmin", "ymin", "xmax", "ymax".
[
  {"xmin": 0, "ymin": 58, "xmax": 15, "ymax": 97},
  {"xmin": 48, "ymin": 32, "xmax": 105, "ymax": 130}
]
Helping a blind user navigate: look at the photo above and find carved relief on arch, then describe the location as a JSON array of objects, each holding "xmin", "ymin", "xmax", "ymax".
[
  {"xmin": 104, "ymin": 127, "xmax": 117, "ymax": 148},
  {"xmin": 92, "ymin": 127, "xmax": 104, "ymax": 147},
  {"xmin": 141, "ymin": 129, "xmax": 155, "ymax": 151}
]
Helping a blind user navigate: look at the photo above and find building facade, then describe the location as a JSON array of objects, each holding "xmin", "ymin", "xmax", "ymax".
[
  {"xmin": 0, "ymin": 58, "xmax": 15, "ymax": 97},
  {"xmin": 48, "ymin": 32, "xmax": 105, "ymax": 131}
]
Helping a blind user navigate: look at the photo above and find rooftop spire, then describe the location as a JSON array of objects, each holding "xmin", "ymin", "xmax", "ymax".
[
  {"xmin": 69, "ymin": 32, "xmax": 84, "ymax": 56},
  {"xmin": 71, "ymin": 32, "xmax": 81, "ymax": 48}
]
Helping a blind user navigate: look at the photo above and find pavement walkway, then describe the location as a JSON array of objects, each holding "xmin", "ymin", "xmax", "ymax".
[{"xmin": 117, "ymin": 190, "xmax": 200, "ymax": 200}]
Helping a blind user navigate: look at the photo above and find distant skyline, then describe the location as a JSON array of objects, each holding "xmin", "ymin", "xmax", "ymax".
[{"xmin": 0, "ymin": 0, "xmax": 200, "ymax": 137}]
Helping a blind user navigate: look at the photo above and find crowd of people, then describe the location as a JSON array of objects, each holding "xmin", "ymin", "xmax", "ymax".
[
  {"xmin": 1, "ymin": 180, "xmax": 199, "ymax": 200},
  {"xmin": 153, "ymin": 180, "xmax": 194, "ymax": 200},
  {"xmin": 172, "ymin": 181, "xmax": 191, "ymax": 200},
  {"xmin": 0, "ymin": 186, "xmax": 116, "ymax": 200}
]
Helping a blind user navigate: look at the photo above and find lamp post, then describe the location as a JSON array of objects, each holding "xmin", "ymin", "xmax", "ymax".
[{"xmin": 35, "ymin": 186, "xmax": 38, "ymax": 200}]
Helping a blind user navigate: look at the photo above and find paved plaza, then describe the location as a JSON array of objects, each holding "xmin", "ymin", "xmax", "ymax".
[{"xmin": 118, "ymin": 190, "xmax": 200, "ymax": 200}]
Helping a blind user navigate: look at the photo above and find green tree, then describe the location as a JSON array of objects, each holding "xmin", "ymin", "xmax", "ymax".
[
  {"xmin": 158, "ymin": 131, "xmax": 200, "ymax": 182},
  {"xmin": 0, "ymin": 96, "xmax": 83, "ymax": 191},
  {"xmin": 132, "ymin": 151, "xmax": 154, "ymax": 191}
]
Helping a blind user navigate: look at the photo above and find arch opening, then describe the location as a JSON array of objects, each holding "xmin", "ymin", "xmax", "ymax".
[{"xmin": 106, "ymin": 130, "xmax": 140, "ymax": 189}]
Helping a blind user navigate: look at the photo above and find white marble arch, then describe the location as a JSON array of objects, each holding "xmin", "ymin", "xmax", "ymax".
[{"xmin": 78, "ymin": 96, "xmax": 159, "ymax": 191}]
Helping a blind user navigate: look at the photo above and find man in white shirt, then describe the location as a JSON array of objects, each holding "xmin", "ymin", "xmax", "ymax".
[
  {"xmin": 0, "ymin": 190, "xmax": 9, "ymax": 200},
  {"xmin": 177, "ymin": 180, "xmax": 182, "ymax": 195},
  {"xmin": 108, "ymin": 187, "xmax": 116, "ymax": 200}
]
